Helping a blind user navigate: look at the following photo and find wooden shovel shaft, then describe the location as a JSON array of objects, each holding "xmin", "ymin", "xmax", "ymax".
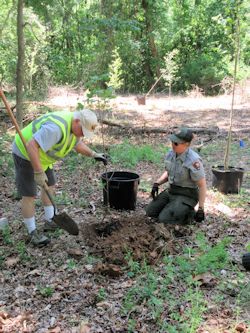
[{"xmin": 0, "ymin": 89, "xmax": 27, "ymax": 149}]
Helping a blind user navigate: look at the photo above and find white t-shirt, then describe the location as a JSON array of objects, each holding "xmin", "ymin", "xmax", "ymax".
[{"xmin": 12, "ymin": 122, "xmax": 62, "ymax": 159}]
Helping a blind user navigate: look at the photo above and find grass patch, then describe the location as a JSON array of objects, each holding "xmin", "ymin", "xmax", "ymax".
[
  {"xmin": 121, "ymin": 233, "xmax": 232, "ymax": 332},
  {"xmin": 201, "ymin": 139, "xmax": 250, "ymax": 166},
  {"xmin": 109, "ymin": 139, "xmax": 168, "ymax": 168},
  {"xmin": 212, "ymin": 188, "xmax": 250, "ymax": 209},
  {"xmin": 38, "ymin": 285, "xmax": 54, "ymax": 298},
  {"xmin": 62, "ymin": 151, "xmax": 95, "ymax": 175}
]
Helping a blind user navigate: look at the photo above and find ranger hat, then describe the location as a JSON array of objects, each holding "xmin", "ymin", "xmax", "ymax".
[
  {"xmin": 75, "ymin": 109, "xmax": 98, "ymax": 138},
  {"xmin": 169, "ymin": 127, "xmax": 193, "ymax": 143}
]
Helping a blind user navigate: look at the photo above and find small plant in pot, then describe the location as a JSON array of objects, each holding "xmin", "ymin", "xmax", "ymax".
[{"xmin": 211, "ymin": 10, "xmax": 244, "ymax": 194}]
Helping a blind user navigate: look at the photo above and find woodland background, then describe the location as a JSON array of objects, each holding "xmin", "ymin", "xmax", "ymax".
[{"xmin": 1, "ymin": 0, "xmax": 249, "ymax": 100}]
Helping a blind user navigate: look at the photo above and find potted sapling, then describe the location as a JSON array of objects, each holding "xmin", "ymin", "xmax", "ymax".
[{"xmin": 211, "ymin": 9, "xmax": 244, "ymax": 194}]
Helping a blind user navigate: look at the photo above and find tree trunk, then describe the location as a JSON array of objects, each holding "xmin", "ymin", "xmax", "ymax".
[
  {"xmin": 141, "ymin": 0, "xmax": 161, "ymax": 82},
  {"xmin": 16, "ymin": 0, "xmax": 24, "ymax": 127}
]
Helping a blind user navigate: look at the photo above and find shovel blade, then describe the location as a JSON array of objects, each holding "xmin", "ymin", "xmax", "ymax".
[{"xmin": 53, "ymin": 212, "xmax": 79, "ymax": 235}]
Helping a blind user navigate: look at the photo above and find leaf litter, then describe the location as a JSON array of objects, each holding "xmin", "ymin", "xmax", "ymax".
[{"xmin": 0, "ymin": 90, "xmax": 250, "ymax": 332}]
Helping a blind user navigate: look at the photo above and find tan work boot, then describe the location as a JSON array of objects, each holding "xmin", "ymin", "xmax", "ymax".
[
  {"xmin": 30, "ymin": 230, "xmax": 50, "ymax": 247},
  {"xmin": 43, "ymin": 220, "xmax": 60, "ymax": 232}
]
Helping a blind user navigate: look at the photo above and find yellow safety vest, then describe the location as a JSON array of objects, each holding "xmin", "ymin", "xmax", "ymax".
[{"xmin": 15, "ymin": 111, "xmax": 77, "ymax": 170}]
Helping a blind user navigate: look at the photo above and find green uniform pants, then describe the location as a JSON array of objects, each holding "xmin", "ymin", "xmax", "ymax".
[{"xmin": 146, "ymin": 186, "xmax": 198, "ymax": 225}]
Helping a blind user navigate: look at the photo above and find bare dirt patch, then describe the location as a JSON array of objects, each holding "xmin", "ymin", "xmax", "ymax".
[{"xmin": 81, "ymin": 214, "xmax": 178, "ymax": 267}]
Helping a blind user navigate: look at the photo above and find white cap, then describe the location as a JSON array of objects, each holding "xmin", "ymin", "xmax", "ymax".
[{"xmin": 74, "ymin": 109, "xmax": 98, "ymax": 138}]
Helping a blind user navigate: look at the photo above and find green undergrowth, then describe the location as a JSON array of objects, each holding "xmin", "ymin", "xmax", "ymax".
[
  {"xmin": 109, "ymin": 139, "xmax": 167, "ymax": 168},
  {"xmin": 201, "ymin": 138, "xmax": 250, "ymax": 178},
  {"xmin": 212, "ymin": 187, "xmax": 250, "ymax": 210},
  {"xmin": 0, "ymin": 133, "xmax": 14, "ymax": 177},
  {"xmin": 121, "ymin": 233, "xmax": 245, "ymax": 333},
  {"xmin": 62, "ymin": 139, "xmax": 168, "ymax": 174},
  {"xmin": 201, "ymin": 138, "xmax": 250, "ymax": 166}
]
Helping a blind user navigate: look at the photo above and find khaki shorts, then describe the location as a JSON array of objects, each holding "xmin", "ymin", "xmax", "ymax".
[{"xmin": 13, "ymin": 153, "xmax": 56, "ymax": 197}]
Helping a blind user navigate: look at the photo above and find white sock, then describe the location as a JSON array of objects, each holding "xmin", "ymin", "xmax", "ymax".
[
  {"xmin": 44, "ymin": 205, "xmax": 54, "ymax": 222},
  {"xmin": 24, "ymin": 217, "xmax": 36, "ymax": 234}
]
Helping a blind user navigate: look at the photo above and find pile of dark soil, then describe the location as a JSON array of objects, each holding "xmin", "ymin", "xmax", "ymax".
[{"xmin": 80, "ymin": 214, "xmax": 187, "ymax": 267}]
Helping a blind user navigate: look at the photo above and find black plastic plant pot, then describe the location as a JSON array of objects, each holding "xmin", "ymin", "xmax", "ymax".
[
  {"xmin": 212, "ymin": 166, "xmax": 244, "ymax": 194},
  {"xmin": 101, "ymin": 171, "xmax": 140, "ymax": 210},
  {"xmin": 242, "ymin": 253, "xmax": 250, "ymax": 271}
]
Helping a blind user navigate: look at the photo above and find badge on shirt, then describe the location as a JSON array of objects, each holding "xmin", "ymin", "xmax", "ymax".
[{"xmin": 193, "ymin": 161, "xmax": 200, "ymax": 170}]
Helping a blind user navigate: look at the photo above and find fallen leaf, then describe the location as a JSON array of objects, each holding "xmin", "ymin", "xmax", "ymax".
[
  {"xmin": 48, "ymin": 326, "xmax": 61, "ymax": 332},
  {"xmin": 79, "ymin": 321, "xmax": 91, "ymax": 333},
  {"xmin": 149, "ymin": 250, "xmax": 158, "ymax": 258},
  {"xmin": 235, "ymin": 323, "xmax": 248, "ymax": 332},
  {"xmin": 96, "ymin": 301, "xmax": 111, "ymax": 309},
  {"xmin": 193, "ymin": 272, "xmax": 217, "ymax": 287},
  {"xmin": 6, "ymin": 256, "xmax": 20, "ymax": 267},
  {"xmin": 26, "ymin": 269, "xmax": 41, "ymax": 276},
  {"xmin": 93, "ymin": 263, "xmax": 122, "ymax": 277},
  {"xmin": 67, "ymin": 248, "xmax": 84, "ymax": 258}
]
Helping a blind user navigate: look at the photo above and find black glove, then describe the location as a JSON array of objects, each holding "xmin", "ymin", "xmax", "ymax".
[
  {"xmin": 195, "ymin": 207, "xmax": 205, "ymax": 222},
  {"xmin": 151, "ymin": 183, "xmax": 159, "ymax": 200},
  {"xmin": 93, "ymin": 152, "xmax": 109, "ymax": 165}
]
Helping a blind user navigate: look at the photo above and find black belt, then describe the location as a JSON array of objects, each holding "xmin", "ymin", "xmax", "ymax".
[{"xmin": 169, "ymin": 184, "xmax": 198, "ymax": 200}]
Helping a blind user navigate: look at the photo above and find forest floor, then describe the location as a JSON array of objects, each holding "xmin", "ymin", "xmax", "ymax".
[{"xmin": 0, "ymin": 86, "xmax": 250, "ymax": 333}]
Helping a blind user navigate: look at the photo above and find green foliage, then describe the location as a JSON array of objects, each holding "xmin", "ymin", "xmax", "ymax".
[
  {"xmin": 1, "ymin": 0, "xmax": 249, "ymax": 95},
  {"xmin": 195, "ymin": 238, "xmax": 230, "ymax": 274},
  {"xmin": 0, "ymin": 2, "xmax": 17, "ymax": 85},
  {"xmin": 16, "ymin": 241, "xmax": 31, "ymax": 262},
  {"xmin": 160, "ymin": 49, "xmax": 179, "ymax": 95},
  {"xmin": 109, "ymin": 140, "xmax": 167, "ymax": 168},
  {"xmin": 67, "ymin": 259, "xmax": 77, "ymax": 270},
  {"xmin": 182, "ymin": 52, "xmax": 230, "ymax": 93},
  {"xmin": 48, "ymin": 228, "xmax": 63, "ymax": 239},
  {"xmin": 39, "ymin": 285, "xmax": 54, "ymax": 298},
  {"xmin": 0, "ymin": 250, "xmax": 5, "ymax": 268},
  {"xmin": 175, "ymin": 233, "xmax": 230, "ymax": 276},
  {"xmin": 85, "ymin": 74, "xmax": 116, "ymax": 100},
  {"xmin": 97, "ymin": 287, "xmax": 107, "ymax": 302},
  {"xmin": 125, "ymin": 251, "xmax": 141, "ymax": 277},
  {"xmin": 2, "ymin": 226, "xmax": 12, "ymax": 245},
  {"xmin": 121, "ymin": 232, "xmax": 231, "ymax": 332},
  {"xmin": 0, "ymin": 134, "xmax": 14, "ymax": 177},
  {"xmin": 84, "ymin": 254, "xmax": 102, "ymax": 265},
  {"xmin": 127, "ymin": 319, "xmax": 137, "ymax": 333},
  {"xmin": 108, "ymin": 48, "xmax": 124, "ymax": 92}
]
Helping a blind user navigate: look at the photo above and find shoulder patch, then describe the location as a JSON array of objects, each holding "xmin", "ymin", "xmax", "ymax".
[{"xmin": 192, "ymin": 161, "xmax": 200, "ymax": 170}]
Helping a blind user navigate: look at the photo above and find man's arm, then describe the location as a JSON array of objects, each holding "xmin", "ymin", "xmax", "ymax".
[
  {"xmin": 26, "ymin": 138, "xmax": 48, "ymax": 187},
  {"xmin": 26, "ymin": 138, "xmax": 43, "ymax": 172},
  {"xmin": 74, "ymin": 141, "xmax": 95, "ymax": 157}
]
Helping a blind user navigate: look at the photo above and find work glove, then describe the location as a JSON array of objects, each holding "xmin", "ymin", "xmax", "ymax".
[
  {"xmin": 34, "ymin": 171, "xmax": 48, "ymax": 187},
  {"xmin": 93, "ymin": 152, "xmax": 109, "ymax": 166},
  {"xmin": 195, "ymin": 207, "xmax": 205, "ymax": 222},
  {"xmin": 151, "ymin": 183, "xmax": 159, "ymax": 200}
]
